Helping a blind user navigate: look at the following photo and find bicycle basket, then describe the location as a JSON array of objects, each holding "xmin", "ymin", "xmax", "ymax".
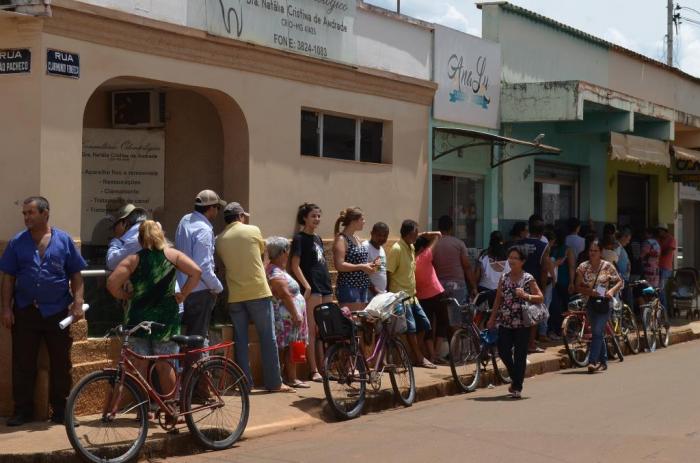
[
  {"xmin": 385, "ymin": 303, "xmax": 408, "ymax": 336},
  {"xmin": 314, "ymin": 303, "xmax": 354, "ymax": 342}
]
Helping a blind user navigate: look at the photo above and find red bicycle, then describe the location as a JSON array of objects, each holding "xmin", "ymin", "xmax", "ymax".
[
  {"xmin": 65, "ymin": 321, "xmax": 249, "ymax": 463},
  {"xmin": 561, "ymin": 296, "xmax": 624, "ymax": 368}
]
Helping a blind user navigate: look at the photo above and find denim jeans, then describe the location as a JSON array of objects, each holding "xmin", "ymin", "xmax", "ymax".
[
  {"xmin": 497, "ymin": 326, "xmax": 530, "ymax": 392},
  {"xmin": 587, "ymin": 305, "xmax": 611, "ymax": 366},
  {"xmin": 539, "ymin": 284, "xmax": 553, "ymax": 336},
  {"xmin": 659, "ymin": 268, "xmax": 673, "ymax": 309},
  {"xmin": 229, "ymin": 298, "xmax": 282, "ymax": 390}
]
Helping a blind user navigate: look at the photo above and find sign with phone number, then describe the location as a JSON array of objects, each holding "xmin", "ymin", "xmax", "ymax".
[{"xmin": 206, "ymin": 0, "xmax": 356, "ymax": 64}]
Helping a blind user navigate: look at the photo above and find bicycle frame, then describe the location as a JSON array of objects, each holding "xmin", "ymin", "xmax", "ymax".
[{"xmin": 103, "ymin": 335, "xmax": 239, "ymax": 427}]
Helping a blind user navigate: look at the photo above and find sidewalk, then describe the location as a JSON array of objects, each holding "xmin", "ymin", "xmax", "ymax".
[{"xmin": 2, "ymin": 321, "xmax": 700, "ymax": 463}]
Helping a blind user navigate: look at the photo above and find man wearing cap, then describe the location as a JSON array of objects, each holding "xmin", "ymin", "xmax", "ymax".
[
  {"xmin": 106, "ymin": 203, "xmax": 148, "ymax": 271},
  {"xmin": 0, "ymin": 196, "xmax": 86, "ymax": 426},
  {"xmin": 657, "ymin": 223, "xmax": 676, "ymax": 309},
  {"xmin": 217, "ymin": 202, "xmax": 289, "ymax": 392},
  {"xmin": 175, "ymin": 190, "xmax": 225, "ymax": 343}
]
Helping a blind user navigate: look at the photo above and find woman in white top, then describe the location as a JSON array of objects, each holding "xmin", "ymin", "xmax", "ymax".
[{"xmin": 474, "ymin": 231, "xmax": 509, "ymax": 308}]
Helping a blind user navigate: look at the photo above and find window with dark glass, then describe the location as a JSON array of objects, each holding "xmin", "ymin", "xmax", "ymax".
[
  {"xmin": 360, "ymin": 120, "xmax": 383, "ymax": 163},
  {"xmin": 300, "ymin": 110, "xmax": 319, "ymax": 156},
  {"xmin": 323, "ymin": 115, "xmax": 355, "ymax": 160}
]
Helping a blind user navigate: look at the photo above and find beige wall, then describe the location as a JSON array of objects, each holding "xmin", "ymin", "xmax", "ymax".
[
  {"xmin": 83, "ymin": 88, "xmax": 227, "ymax": 235},
  {"xmin": 0, "ymin": 18, "xmax": 430, "ymax": 244}
]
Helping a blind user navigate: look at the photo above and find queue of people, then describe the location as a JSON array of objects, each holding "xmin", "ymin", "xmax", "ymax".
[{"xmin": 0, "ymin": 192, "xmax": 680, "ymax": 427}]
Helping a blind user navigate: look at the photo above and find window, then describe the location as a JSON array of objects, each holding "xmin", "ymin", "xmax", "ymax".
[
  {"xmin": 432, "ymin": 174, "xmax": 485, "ymax": 248},
  {"xmin": 301, "ymin": 110, "xmax": 385, "ymax": 163}
]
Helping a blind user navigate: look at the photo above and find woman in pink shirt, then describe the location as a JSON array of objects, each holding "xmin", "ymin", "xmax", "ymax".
[{"xmin": 415, "ymin": 234, "xmax": 448, "ymax": 364}]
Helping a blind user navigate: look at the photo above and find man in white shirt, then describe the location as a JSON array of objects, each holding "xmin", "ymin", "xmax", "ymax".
[{"xmin": 363, "ymin": 222, "xmax": 389, "ymax": 296}]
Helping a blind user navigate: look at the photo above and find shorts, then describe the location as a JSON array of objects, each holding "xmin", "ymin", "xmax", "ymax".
[
  {"xmin": 130, "ymin": 337, "xmax": 180, "ymax": 356},
  {"xmin": 336, "ymin": 286, "xmax": 369, "ymax": 304},
  {"xmin": 419, "ymin": 294, "xmax": 449, "ymax": 339},
  {"xmin": 404, "ymin": 299, "xmax": 431, "ymax": 334}
]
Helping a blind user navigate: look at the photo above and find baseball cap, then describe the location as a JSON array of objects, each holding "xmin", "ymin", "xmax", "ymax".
[
  {"xmin": 114, "ymin": 203, "xmax": 146, "ymax": 221},
  {"xmin": 194, "ymin": 190, "xmax": 226, "ymax": 207},
  {"xmin": 223, "ymin": 202, "xmax": 248, "ymax": 218}
]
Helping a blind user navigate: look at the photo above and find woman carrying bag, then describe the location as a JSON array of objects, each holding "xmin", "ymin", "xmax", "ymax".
[
  {"xmin": 575, "ymin": 239, "xmax": 623, "ymax": 373},
  {"xmin": 487, "ymin": 245, "xmax": 545, "ymax": 399}
]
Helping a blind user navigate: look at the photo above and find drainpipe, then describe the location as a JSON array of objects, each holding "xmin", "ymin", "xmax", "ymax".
[{"xmin": 3, "ymin": 0, "xmax": 52, "ymax": 16}]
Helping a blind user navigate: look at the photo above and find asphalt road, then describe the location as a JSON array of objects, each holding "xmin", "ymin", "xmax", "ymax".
[{"xmin": 171, "ymin": 341, "xmax": 700, "ymax": 463}]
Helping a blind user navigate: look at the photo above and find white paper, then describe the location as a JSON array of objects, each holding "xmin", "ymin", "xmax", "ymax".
[{"xmin": 59, "ymin": 304, "xmax": 90, "ymax": 330}]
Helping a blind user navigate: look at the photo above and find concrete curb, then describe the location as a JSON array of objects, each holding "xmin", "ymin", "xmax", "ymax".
[{"xmin": 4, "ymin": 327, "xmax": 699, "ymax": 462}]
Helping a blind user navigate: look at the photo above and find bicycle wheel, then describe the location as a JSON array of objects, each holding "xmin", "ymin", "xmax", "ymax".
[
  {"xmin": 65, "ymin": 370, "xmax": 148, "ymax": 463},
  {"xmin": 323, "ymin": 343, "xmax": 366, "ymax": 420},
  {"xmin": 657, "ymin": 305, "xmax": 671, "ymax": 348},
  {"xmin": 387, "ymin": 339, "xmax": 416, "ymax": 406},
  {"xmin": 620, "ymin": 304, "xmax": 641, "ymax": 354},
  {"xmin": 448, "ymin": 328, "xmax": 481, "ymax": 392},
  {"xmin": 642, "ymin": 305, "xmax": 657, "ymax": 352},
  {"xmin": 183, "ymin": 358, "xmax": 250, "ymax": 450},
  {"xmin": 490, "ymin": 345, "xmax": 511, "ymax": 384},
  {"xmin": 562, "ymin": 315, "xmax": 589, "ymax": 367},
  {"xmin": 606, "ymin": 330, "xmax": 624, "ymax": 362}
]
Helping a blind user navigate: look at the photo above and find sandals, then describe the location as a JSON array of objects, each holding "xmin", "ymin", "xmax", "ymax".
[
  {"xmin": 528, "ymin": 347, "xmax": 545, "ymax": 354},
  {"xmin": 268, "ymin": 384, "xmax": 296, "ymax": 393},
  {"xmin": 310, "ymin": 372, "xmax": 323, "ymax": 383},
  {"xmin": 416, "ymin": 359, "xmax": 437, "ymax": 369},
  {"xmin": 285, "ymin": 380, "xmax": 311, "ymax": 389}
]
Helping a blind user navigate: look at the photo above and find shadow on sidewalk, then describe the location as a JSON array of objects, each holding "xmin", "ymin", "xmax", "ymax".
[
  {"xmin": 470, "ymin": 395, "xmax": 530, "ymax": 402},
  {"xmin": 0, "ymin": 420, "xmax": 55, "ymax": 435}
]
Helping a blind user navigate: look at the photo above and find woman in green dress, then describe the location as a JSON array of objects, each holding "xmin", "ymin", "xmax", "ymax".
[{"xmin": 108, "ymin": 220, "xmax": 201, "ymax": 393}]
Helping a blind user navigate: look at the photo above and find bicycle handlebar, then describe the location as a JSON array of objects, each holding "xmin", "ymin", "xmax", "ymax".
[{"xmin": 105, "ymin": 321, "xmax": 167, "ymax": 339}]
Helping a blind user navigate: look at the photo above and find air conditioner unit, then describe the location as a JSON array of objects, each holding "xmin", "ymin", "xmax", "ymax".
[{"xmin": 112, "ymin": 90, "xmax": 165, "ymax": 129}]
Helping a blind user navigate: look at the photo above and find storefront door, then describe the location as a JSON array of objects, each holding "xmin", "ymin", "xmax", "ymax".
[
  {"xmin": 432, "ymin": 173, "xmax": 484, "ymax": 248},
  {"xmin": 618, "ymin": 172, "xmax": 649, "ymax": 232},
  {"xmin": 534, "ymin": 162, "xmax": 579, "ymax": 225}
]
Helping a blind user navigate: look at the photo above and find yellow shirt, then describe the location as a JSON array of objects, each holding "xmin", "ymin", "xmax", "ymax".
[
  {"xmin": 386, "ymin": 239, "xmax": 416, "ymax": 296},
  {"xmin": 216, "ymin": 222, "xmax": 272, "ymax": 303}
]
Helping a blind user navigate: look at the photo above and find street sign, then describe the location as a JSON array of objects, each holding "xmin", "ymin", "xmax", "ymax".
[
  {"xmin": 0, "ymin": 49, "xmax": 31, "ymax": 74},
  {"xmin": 46, "ymin": 49, "xmax": 80, "ymax": 78}
]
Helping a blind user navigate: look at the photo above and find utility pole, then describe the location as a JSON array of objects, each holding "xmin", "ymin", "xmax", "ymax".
[{"xmin": 667, "ymin": 0, "xmax": 674, "ymax": 66}]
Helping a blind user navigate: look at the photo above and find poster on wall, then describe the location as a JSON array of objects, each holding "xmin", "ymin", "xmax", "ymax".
[
  {"xmin": 205, "ymin": 0, "xmax": 356, "ymax": 64},
  {"xmin": 433, "ymin": 25, "xmax": 501, "ymax": 129},
  {"xmin": 81, "ymin": 129, "xmax": 165, "ymax": 245}
]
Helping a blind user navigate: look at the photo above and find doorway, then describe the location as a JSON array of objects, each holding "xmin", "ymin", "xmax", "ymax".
[
  {"xmin": 534, "ymin": 162, "xmax": 579, "ymax": 226},
  {"xmin": 432, "ymin": 173, "xmax": 484, "ymax": 248},
  {"xmin": 617, "ymin": 172, "xmax": 649, "ymax": 232}
]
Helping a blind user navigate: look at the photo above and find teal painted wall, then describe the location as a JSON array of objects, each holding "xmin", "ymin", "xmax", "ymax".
[{"xmin": 430, "ymin": 121, "xmax": 499, "ymax": 247}]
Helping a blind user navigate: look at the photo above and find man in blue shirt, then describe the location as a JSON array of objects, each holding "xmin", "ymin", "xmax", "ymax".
[
  {"xmin": 175, "ymin": 190, "xmax": 225, "ymax": 344},
  {"xmin": 0, "ymin": 197, "xmax": 86, "ymax": 426},
  {"xmin": 106, "ymin": 204, "xmax": 147, "ymax": 271},
  {"xmin": 517, "ymin": 216, "xmax": 548, "ymax": 354}
]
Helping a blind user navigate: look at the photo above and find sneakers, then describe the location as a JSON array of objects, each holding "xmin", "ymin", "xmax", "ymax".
[{"xmin": 6, "ymin": 413, "xmax": 33, "ymax": 427}]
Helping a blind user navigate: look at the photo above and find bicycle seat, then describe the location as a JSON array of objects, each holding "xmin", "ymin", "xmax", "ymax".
[{"xmin": 170, "ymin": 334, "xmax": 205, "ymax": 348}]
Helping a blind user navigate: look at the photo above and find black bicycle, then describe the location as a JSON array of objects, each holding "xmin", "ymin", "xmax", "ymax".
[{"xmin": 446, "ymin": 292, "xmax": 510, "ymax": 393}]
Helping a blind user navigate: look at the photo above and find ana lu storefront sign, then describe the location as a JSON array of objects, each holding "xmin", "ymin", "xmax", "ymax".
[
  {"xmin": 433, "ymin": 25, "xmax": 501, "ymax": 129},
  {"xmin": 206, "ymin": 0, "xmax": 356, "ymax": 64}
]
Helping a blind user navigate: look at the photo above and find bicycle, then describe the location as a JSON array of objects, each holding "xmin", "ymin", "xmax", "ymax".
[
  {"xmin": 445, "ymin": 292, "xmax": 510, "ymax": 393},
  {"xmin": 65, "ymin": 321, "xmax": 250, "ymax": 463},
  {"xmin": 609, "ymin": 297, "xmax": 641, "ymax": 354},
  {"xmin": 316, "ymin": 293, "xmax": 416, "ymax": 420},
  {"xmin": 629, "ymin": 280, "xmax": 671, "ymax": 352},
  {"xmin": 561, "ymin": 296, "xmax": 624, "ymax": 368}
]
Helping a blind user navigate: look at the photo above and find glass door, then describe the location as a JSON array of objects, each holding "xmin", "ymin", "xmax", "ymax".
[
  {"xmin": 432, "ymin": 173, "xmax": 484, "ymax": 248},
  {"xmin": 535, "ymin": 162, "xmax": 579, "ymax": 226}
]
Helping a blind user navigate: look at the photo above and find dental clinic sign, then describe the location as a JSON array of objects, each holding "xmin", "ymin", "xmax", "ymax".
[
  {"xmin": 433, "ymin": 26, "xmax": 500, "ymax": 129},
  {"xmin": 205, "ymin": 0, "xmax": 356, "ymax": 64}
]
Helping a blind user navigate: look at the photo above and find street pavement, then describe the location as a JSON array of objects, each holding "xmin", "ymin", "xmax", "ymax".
[{"xmin": 170, "ymin": 340, "xmax": 700, "ymax": 463}]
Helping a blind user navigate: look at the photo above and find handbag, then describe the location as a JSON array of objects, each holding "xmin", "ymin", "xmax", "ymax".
[
  {"xmin": 586, "ymin": 263, "xmax": 611, "ymax": 315},
  {"xmin": 521, "ymin": 278, "xmax": 548, "ymax": 327}
]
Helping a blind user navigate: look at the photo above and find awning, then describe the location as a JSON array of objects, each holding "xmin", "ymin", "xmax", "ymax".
[
  {"xmin": 671, "ymin": 145, "xmax": 700, "ymax": 182},
  {"xmin": 608, "ymin": 132, "xmax": 670, "ymax": 167},
  {"xmin": 433, "ymin": 127, "xmax": 561, "ymax": 168},
  {"xmin": 673, "ymin": 145, "xmax": 700, "ymax": 163}
]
